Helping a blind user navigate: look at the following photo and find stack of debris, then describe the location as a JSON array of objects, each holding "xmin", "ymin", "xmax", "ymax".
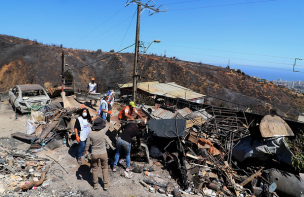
[
  {"xmin": 0, "ymin": 138, "xmax": 51, "ymax": 194},
  {"xmin": 11, "ymin": 104, "xmax": 79, "ymax": 150},
  {"xmin": 135, "ymin": 105, "xmax": 304, "ymax": 197},
  {"xmin": 5, "ymin": 98, "xmax": 304, "ymax": 196}
]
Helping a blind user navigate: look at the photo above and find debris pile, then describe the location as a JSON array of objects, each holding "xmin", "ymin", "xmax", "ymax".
[
  {"xmin": 123, "ymin": 105, "xmax": 304, "ymax": 197},
  {"xmin": 11, "ymin": 104, "xmax": 79, "ymax": 150},
  {"xmin": 4, "ymin": 95, "xmax": 304, "ymax": 196},
  {"xmin": 0, "ymin": 138, "xmax": 51, "ymax": 194}
]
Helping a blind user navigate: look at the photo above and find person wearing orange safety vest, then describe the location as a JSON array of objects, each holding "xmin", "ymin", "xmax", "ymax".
[{"xmin": 118, "ymin": 101, "xmax": 143, "ymax": 121}]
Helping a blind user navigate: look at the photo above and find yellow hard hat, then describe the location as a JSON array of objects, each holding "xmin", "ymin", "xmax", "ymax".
[
  {"xmin": 91, "ymin": 78, "xmax": 95, "ymax": 80},
  {"xmin": 129, "ymin": 101, "xmax": 135, "ymax": 107}
]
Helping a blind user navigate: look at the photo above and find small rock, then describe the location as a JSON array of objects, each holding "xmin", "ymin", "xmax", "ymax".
[
  {"xmin": 34, "ymin": 172, "xmax": 41, "ymax": 177},
  {"xmin": 10, "ymin": 175, "xmax": 22, "ymax": 181},
  {"xmin": 8, "ymin": 186, "xmax": 14, "ymax": 191}
]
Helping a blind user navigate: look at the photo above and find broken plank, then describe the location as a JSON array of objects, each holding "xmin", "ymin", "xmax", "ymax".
[
  {"xmin": 38, "ymin": 120, "xmax": 59, "ymax": 143},
  {"xmin": 186, "ymin": 153, "xmax": 200, "ymax": 160},
  {"xmin": 11, "ymin": 132, "xmax": 36, "ymax": 141},
  {"xmin": 34, "ymin": 124, "xmax": 43, "ymax": 136}
]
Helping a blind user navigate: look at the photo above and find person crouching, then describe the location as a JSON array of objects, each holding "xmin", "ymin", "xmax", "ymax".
[
  {"xmin": 85, "ymin": 117, "xmax": 110, "ymax": 190},
  {"xmin": 112, "ymin": 122, "xmax": 143, "ymax": 172}
]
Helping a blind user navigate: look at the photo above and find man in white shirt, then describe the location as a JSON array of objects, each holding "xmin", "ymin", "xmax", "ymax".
[{"xmin": 87, "ymin": 78, "xmax": 97, "ymax": 106}]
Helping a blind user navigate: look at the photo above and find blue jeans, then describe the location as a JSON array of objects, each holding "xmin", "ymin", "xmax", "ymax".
[
  {"xmin": 78, "ymin": 140, "xmax": 86, "ymax": 158},
  {"xmin": 113, "ymin": 138, "xmax": 131, "ymax": 168}
]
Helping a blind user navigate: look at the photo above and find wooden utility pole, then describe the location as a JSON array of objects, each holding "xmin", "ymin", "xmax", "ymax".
[
  {"xmin": 61, "ymin": 51, "xmax": 65, "ymax": 90},
  {"xmin": 127, "ymin": 0, "xmax": 166, "ymax": 103},
  {"xmin": 132, "ymin": 4, "xmax": 141, "ymax": 103}
]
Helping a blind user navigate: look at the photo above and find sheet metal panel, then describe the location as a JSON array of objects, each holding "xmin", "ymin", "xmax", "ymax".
[
  {"xmin": 259, "ymin": 115, "xmax": 294, "ymax": 137},
  {"xmin": 76, "ymin": 93, "xmax": 101, "ymax": 101}
]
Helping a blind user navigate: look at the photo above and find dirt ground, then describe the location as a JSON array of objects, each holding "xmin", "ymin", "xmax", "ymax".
[{"xmin": 0, "ymin": 95, "xmax": 181, "ymax": 197}]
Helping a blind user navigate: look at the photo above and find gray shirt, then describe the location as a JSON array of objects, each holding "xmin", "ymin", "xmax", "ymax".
[{"xmin": 85, "ymin": 126, "xmax": 109, "ymax": 155}]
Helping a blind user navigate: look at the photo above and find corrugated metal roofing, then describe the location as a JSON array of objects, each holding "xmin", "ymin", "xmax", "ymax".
[
  {"xmin": 150, "ymin": 107, "xmax": 192, "ymax": 120},
  {"xmin": 177, "ymin": 107, "xmax": 192, "ymax": 118},
  {"xmin": 152, "ymin": 108, "xmax": 177, "ymax": 119},
  {"xmin": 119, "ymin": 81, "xmax": 205, "ymax": 100}
]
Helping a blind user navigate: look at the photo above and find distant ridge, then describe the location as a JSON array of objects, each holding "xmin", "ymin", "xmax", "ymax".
[{"xmin": 1, "ymin": 34, "xmax": 303, "ymax": 119}]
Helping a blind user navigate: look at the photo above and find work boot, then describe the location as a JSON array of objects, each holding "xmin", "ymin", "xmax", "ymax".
[
  {"xmin": 94, "ymin": 183, "xmax": 99, "ymax": 190},
  {"xmin": 77, "ymin": 157, "xmax": 82, "ymax": 165},
  {"xmin": 103, "ymin": 183, "xmax": 111, "ymax": 191}
]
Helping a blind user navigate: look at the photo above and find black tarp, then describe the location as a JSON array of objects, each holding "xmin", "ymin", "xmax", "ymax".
[{"xmin": 148, "ymin": 119, "xmax": 186, "ymax": 138}]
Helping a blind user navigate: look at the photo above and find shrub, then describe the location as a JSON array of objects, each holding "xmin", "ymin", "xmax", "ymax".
[
  {"xmin": 63, "ymin": 70, "xmax": 73, "ymax": 83},
  {"xmin": 286, "ymin": 130, "xmax": 304, "ymax": 172}
]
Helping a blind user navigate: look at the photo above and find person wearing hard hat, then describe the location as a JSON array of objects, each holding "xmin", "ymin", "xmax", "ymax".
[
  {"xmin": 87, "ymin": 78, "xmax": 97, "ymax": 106},
  {"xmin": 118, "ymin": 101, "xmax": 143, "ymax": 121}
]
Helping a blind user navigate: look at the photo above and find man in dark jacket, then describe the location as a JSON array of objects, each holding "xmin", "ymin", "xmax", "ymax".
[{"xmin": 112, "ymin": 123, "xmax": 142, "ymax": 172}]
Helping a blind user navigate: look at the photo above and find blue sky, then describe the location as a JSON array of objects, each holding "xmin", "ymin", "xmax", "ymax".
[{"xmin": 1, "ymin": 0, "xmax": 303, "ymax": 81}]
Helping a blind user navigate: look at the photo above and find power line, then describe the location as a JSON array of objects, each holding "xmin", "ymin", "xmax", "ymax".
[
  {"xmin": 150, "ymin": 47, "xmax": 299, "ymax": 66},
  {"xmin": 104, "ymin": 70, "xmax": 134, "ymax": 78},
  {"xmin": 160, "ymin": 44, "xmax": 295, "ymax": 60},
  {"xmin": 184, "ymin": 55, "xmax": 304, "ymax": 72},
  {"xmin": 168, "ymin": 0, "xmax": 278, "ymax": 11},
  {"xmin": 165, "ymin": 0, "xmax": 202, "ymax": 5},
  {"xmin": 145, "ymin": 48, "xmax": 304, "ymax": 72},
  {"xmin": 167, "ymin": 54, "xmax": 298, "ymax": 72},
  {"xmin": 70, "ymin": 7, "xmax": 125, "ymax": 47},
  {"xmin": 118, "ymin": 10, "xmax": 137, "ymax": 51},
  {"xmin": 79, "ymin": 14, "xmax": 135, "ymax": 48},
  {"xmin": 82, "ymin": 15, "xmax": 150, "ymax": 49}
]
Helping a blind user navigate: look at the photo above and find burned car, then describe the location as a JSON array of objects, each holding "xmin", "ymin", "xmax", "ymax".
[{"xmin": 8, "ymin": 84, "xmax": 51, "ymax": 113}]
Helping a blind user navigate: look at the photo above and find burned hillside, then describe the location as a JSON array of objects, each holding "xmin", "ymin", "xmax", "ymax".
[{"xmin": 0, "ymin": 34, "xmax": 303, "ymax": 119}]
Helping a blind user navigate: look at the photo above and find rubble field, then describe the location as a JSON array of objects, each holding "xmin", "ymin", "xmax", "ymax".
[{"xmin": 0, "ymin": 94, "xmax": 304, "ymax": 197}]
